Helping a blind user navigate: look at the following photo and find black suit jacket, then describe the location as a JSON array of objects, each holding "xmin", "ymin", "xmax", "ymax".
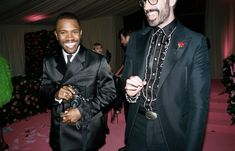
[
  {"xmin": 122, "ymin": 21, "xmax": 211, "ymax": 151},
  {"xmin": 40, "ymin": 45, "xmax": 116, "ymax": 151}
]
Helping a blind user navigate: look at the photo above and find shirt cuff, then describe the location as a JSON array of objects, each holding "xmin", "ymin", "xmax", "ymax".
[{"xmin": 125, "ymin": 92, "xmax": 140, "ymax": 103}]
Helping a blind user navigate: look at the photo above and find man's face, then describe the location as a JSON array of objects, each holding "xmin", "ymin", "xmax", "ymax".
[
  {"xmin": 93, "ymin": 45, "xmax": 103, "ymax": 55},
  {"xmin": 54, "ymin": 18, "xmax": 82, "ymax": 54},
  {"xmin": 120, "ymin": 34, "xmax": 130, "ymax": 48},
  {"xmin": 143, "ymin": 0, "xmax": 173, "ymax": 28}
]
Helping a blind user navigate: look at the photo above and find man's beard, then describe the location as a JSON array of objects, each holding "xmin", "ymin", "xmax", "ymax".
[{"xmin": 145, "ymin": 6, "xmax": 170, "ymax": 27}]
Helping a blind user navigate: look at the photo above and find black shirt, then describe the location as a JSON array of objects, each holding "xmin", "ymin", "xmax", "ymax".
[{"xmin": 140, "ymin": 19, "xmax": 177, "ymax": 111}]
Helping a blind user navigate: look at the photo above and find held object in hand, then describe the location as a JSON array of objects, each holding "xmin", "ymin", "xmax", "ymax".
[{"xmin": 70, "ymin": 86, "xmax": 83, "ymax": 108}]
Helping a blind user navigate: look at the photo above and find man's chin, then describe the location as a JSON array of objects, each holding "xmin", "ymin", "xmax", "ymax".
[
  {"xmin": 64, "ymin": 48, "xmax": 77, "ymax": 54},
  {"xmin": 148, "ymin": 19, "xmax": 159, "ymax": 27}
]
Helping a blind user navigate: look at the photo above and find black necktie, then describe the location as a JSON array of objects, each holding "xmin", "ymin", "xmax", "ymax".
[{"xmin": 67, "ymin": 54, "xmax": 73, "ymax": 65}]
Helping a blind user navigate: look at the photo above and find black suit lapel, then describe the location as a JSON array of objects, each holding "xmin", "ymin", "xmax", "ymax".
[
  {"xmin": 55, "ymin": 53, "xmax": 67, "ymax": 75},
  {"xmin": 136, "ymin": 28, "xmax": 153, "ymax": 79},
  {"xmin": 157, "ymin": 23, "xmax": 191, "ymax": 94}
]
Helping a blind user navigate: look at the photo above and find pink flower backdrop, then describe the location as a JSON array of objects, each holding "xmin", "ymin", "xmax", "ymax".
[
  {"xmin": 0, "ymin": 30, "xmax": 60, "ymax": 126},
  {"xmin": 222, "ymin": 54, "xmax": 235, "ymax": 124},
  {"xmin": 24, "ymin": 30, "xmax": 60, "ymax": 78}
]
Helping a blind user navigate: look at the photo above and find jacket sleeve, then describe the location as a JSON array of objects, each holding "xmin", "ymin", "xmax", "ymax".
[
  {"xmin": 185, "ymin": 36, "xmax": 211, "ymax": 151},
  {"xmin": 78, "ymin": 57, "xmax": 116, "ymax": 122},
  {"xmin": 39, "ymin": 58, "xmax": 61, "ymax": 107},
  {"xmin": 120, "ymin": 32, "xmax": 136, "ymax": 92}
]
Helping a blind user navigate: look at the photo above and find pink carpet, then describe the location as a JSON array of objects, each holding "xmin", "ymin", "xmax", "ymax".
[
  {"xmin": 3, "ymin": 110, "xmax": 126, "ymax": 151},
  {"xmin": 203, "ymin": 79, "xmax": 235, "ymax": 151},
  {"xmin": 3, "ymin": 79, "xmax": 235, "ymax": 151}
]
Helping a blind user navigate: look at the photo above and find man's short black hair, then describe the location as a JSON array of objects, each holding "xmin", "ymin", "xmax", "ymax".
[
  {"xmin": 118, "ymin": 28, "xmax": 133, "ymax": 39},
  {"xmin": 93, "ymin": 42, "xmax": 103, "ymax": 48},
  {"xmin": 55, "ymin": 12, "xmax": 81, "ymax": 27}
]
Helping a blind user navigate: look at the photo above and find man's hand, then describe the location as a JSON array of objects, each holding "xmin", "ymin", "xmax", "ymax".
[
  {"xmin": 54, "ymin": 85, "xmax": 75, "ymax": 101},
  {"xmin": 60, "ymin": 107, "xmax": 81, "ymax": 124},
  {"xmin": 125, "ymin": 76, "xmax": 146, "ymax": 97}
]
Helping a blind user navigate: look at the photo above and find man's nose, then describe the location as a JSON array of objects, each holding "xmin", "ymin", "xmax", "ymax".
[{"xmin": 66, "ymin": 32, "xmax": 74, "ymax": 40}]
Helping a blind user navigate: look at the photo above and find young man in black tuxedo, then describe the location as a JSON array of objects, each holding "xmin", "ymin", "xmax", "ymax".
[{"xmin": 40, "ymin": 12, "xmax": 116, "ymax": 151}]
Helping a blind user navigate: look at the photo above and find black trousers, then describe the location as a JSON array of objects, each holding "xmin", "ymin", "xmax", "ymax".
[{"xmin": 126, "ymin": 112, "xmax": 168, "ymax": 151}]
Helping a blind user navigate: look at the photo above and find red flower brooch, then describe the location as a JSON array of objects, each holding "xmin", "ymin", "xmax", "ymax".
[{"xmin": 178, "ymin": 41, "xmax": 185, "ymax": 48}]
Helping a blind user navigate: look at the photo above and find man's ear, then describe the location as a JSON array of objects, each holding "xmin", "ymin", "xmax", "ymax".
[
  {"xmin": 169, "ymin": 0, "xmax": 177, "ymax": 7},
  {"xmin": 54, "ymin": 30, "xmax": 58, "ymax": 40},
  {"xmin": 80, "ymin": 30, "xmax": 83, "ymax": 36}
]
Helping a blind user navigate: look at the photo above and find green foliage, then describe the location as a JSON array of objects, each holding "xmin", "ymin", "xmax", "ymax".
[
  {"xmin": 222, "ymin": 54, "xmax": 235, "ymax": 124},
  {"xmin": 0, "ymin": 57, "xmax": 13, "ymax": 107}
]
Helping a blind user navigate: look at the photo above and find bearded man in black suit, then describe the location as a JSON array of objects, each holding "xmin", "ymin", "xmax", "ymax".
[
  {"xmin": 122, "ymin": 0, "xmax": 211, "ymax": 151},
  {"xmin": 40, "ymin": 12, "xmax": 116, "ymax": 151}
]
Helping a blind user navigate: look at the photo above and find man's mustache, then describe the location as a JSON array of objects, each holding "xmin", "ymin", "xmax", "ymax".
[{"xmin": 145, "ymin": 9, "xmax": 159, "ymax": 15}]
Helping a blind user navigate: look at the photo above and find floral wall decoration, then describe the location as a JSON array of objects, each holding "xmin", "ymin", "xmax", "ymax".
[
  {"xmin": 222, "ymin": 54, "xmax": 235, "ymax": 124},
  {"xmin": 24, "ymin": 30, "xmax": 61, "ymax": 78},
  {"xmin": 0, "ymin": 30, "xmax": 60, "ymax": 126}
]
